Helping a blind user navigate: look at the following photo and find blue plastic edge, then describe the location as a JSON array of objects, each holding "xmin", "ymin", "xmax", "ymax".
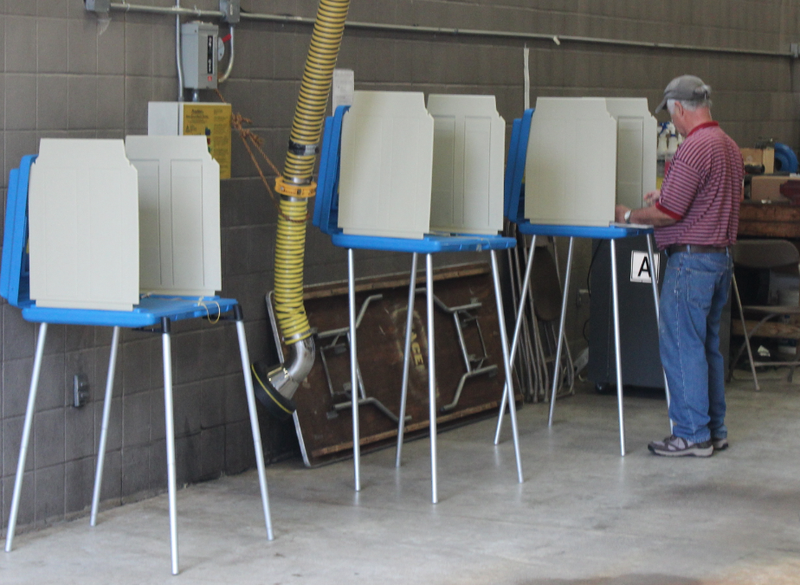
[
  {"xmin": 515, "ymin": 223, "xmax": 652, "ymax": 239},
  {"xmin": 507, "ymin": 109, "xmax": 533, "ymax": 224},
  {"xmin": 331, "ymin": 232, "xmax": 515, "ymax": 253},
  {"xmin": 0, "ymin": 168, "xmax": 20, "ymax": 302},
  {"xmin": 21, "ymin": 295, "xmax": 241, "ymax": 327},
  {"xmin": 503, "ymin": 118, "xmax": 522, "ymax": 219},
  {"xmin": 314, "ymin": 105, "xmax": 349, "ymax": 235},
  {"xmin": 1, "ymin": 155, "xmax": 37, "ymax": 307},
  {"xmin": 312, "ymin": 116, "xmax": 335, "ymax": 229}
]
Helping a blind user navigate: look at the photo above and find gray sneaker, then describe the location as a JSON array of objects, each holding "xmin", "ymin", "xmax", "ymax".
[
  {"xmin": 648, "ymin": 435, "xmax": 713, "ymax": 457},
  {"xmin": 711, "ymin": 437, "xmax": 728, "ymax": 451}
]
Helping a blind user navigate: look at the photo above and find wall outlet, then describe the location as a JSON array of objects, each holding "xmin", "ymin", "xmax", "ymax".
[{"xmin": 73, "ymin": 374, "xmax": 89, "ymax": 408}]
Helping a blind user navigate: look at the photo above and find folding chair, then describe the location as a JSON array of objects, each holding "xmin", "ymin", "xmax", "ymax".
[
  {"xmin": 2, "ymin": 145, "xmax": 272, "ymax": 575},
  {"xmin": 313, "ymin": 96, "xmax": 522, "ymax": 504},
  {"xmin": 730, "ymin": 238, "xmax": 800, "ymax": 391}
]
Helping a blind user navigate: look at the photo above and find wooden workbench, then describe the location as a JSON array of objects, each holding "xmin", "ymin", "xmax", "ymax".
[
  {"xmin": 736, "ymin": 201, "xmax": 800, "ymax": 339},
  {"xmin": 739, "ymin": 201, "xmax": 800, "ymax": 238}
]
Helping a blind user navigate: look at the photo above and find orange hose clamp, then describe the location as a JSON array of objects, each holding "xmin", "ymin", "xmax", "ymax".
[{"xmin": 275, "ymin": 177, "xmax": 317, "ymax": 199}]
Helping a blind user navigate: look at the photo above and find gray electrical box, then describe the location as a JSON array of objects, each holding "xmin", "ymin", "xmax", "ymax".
[
  {"xmin": 181, "ymin": 22, "xmax": 219, "ymax": 90},
  {"xmin": 219, "ymin": 0, "xmax": 241, "ymax": 23},
  {"xmin": 85, "ymin": 0, "xmax": 111, "ymax": 13}
]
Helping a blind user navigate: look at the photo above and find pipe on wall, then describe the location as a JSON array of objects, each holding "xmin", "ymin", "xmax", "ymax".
[
  {"xmin": 218, "ymin": 25, "xmax": 235, "ymax": 84},
  {"xmin": 175, "ymin": 0, "xmax": 184, "ymax": 101},
  {"xmin": 91, "ymin": 2, "xmax": 795, "ymax": 59}
]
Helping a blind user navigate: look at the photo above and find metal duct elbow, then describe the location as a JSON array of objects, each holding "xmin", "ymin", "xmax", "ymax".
[{"xmin": 252, "ymin": 337, "xmax": 315, "ymax": 421}]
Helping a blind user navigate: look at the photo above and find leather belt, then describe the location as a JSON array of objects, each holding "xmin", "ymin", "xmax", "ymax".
[{"xmin": 668, "ymin": 244, "xmax": 728, "ymax": 254}]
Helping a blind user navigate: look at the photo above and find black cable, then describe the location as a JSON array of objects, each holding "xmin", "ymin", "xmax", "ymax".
[{"xmin": 586, "ymin": 239, "xmax": 605, "ymax": 298}]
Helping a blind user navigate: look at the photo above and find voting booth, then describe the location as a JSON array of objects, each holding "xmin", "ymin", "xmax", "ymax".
[
  {"xmin": 524, "ymin": 97, "xmax": 657, "ymax": 226},
  {"xmin": 3, "ymin": 137, "xmax": 270, "ymax": 575}
]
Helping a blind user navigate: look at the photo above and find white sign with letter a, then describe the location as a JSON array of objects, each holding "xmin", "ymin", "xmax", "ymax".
[{"xmin": 630, "ymin": 251, "xmax": 660, "ymax": 284}]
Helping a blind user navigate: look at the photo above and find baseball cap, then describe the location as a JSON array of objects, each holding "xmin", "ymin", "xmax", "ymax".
[{"xmin": 655, "ymin": 75, "xmax": 711, "ymax": 113}]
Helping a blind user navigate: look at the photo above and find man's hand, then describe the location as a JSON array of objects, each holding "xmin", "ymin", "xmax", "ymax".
[
  {"xmin": 615, "ymin": 205, "xmax": 631, "ymax": 223},
  {"xmin": 644, "ymin": 189, "xmax": 661, "ymax": 207}
]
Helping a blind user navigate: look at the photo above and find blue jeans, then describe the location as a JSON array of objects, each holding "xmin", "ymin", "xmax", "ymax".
[{"xmin": 659, "ymin": 250, "xmax": 733, "ymax": 443}]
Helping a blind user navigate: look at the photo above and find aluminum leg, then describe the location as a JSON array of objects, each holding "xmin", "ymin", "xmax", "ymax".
[
  {"xmin": 508, "ymin": 239, "xmax": 537, "ymax": 401},
  {"xmin": 5, "ymin": 322, "xmax": 48, "ymax": 553},
  {"xmin": 731, "ymin": 273, "xmax": 760, "ymax": 391},
  {"xmin": 426, "ymin": 255, "xmax": 438, "ymax": 504},
  {"xmin": 91, "ymin": 326, "xmax": 121, "ymax": 527},
  {"xmin": 490, "ymin": 251, "xmax": 524, "ymax": 483},
  {"xmin": 548, "ymin": 237, "xmax": 575, "ymax": 427},
  {"xmin": 348, "ymin": 249, "xmax": 361, "ymax": 491},
  {"xmin": 293, "ymin": 412, "xmax": 311, "ymax": 467},
  {"xmin": 495, "ymin": 235, "xmax": 537, "ymax": 444},
  {"xmin": 236, "ymin": 318, "xmax": 274, "ymax": 540},
  {"xmin": 161, "ymin": 325, "xmax": 180, "ymax": 575},
  {"xmin": 610, "ymin": 239, "xmax": 626, "ymax": 456},
  {"xmin": 396, "ymin": 253, "xmax": 419, "ymax": 467},
  {"xmin": 529, "ymin": 272, "xmax": 549, "ymax": 401},
  {"xmin": 646, "ymin": 235, "xmax": 673, "ymax": 431}
]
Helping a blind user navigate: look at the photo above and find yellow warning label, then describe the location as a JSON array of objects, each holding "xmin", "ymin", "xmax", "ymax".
[{"xmin": 182, "ymin": 103, "xmax": 232, "ymax": 179}]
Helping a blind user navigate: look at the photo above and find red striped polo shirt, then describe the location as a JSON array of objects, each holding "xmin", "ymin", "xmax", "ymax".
[{"xmin": 654, "ymin": 121, "xmax": 744, "ymax": 250}]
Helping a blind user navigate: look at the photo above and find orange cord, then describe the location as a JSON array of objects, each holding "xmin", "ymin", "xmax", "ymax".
[{"xmin": 215, "ymin": 88, "xmax": 311, "ymax": 224}]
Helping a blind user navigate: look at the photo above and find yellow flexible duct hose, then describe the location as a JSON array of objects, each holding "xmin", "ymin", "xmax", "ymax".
[
  {"xmin": 273, "ymin": 200, "xmax": 308, "ymax": 339},
  {"xmin": 274, "ymin": 0, "xmax": 349, "ymax": 345}
]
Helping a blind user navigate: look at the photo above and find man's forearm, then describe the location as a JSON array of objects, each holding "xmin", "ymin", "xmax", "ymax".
[{"xmin": 629, "ymin": 204, "xmax": 677, "ymax": 227}]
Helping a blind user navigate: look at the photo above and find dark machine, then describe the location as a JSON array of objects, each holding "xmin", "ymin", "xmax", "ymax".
[{"xmin": 588, "ymin": 235, "xmax": 666, "ymax": 392}]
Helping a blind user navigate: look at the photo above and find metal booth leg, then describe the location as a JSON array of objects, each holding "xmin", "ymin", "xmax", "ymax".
[
  {"xmin": 235, "ymin": 312, "xmax": 274, "ymax": 540},
  {"xmin": 396, "ymin": 253, "xmax": 419, "ymax": 467},
  {"xmin": 5, "ymin": 322, "xmax": 48, "ymax": 553},
  {"xmin": 490, "ymin": 251, "xmax": 524, "ymax": 483},
  {"xmin": 610, "ymin": 240, "xmax": 626, "ymax": 456},
  {"xmin": 646, "ymin": 235, "xmax": 673, "ymax": 432},
  {"xmin": 548, "ymin": 237, "xmax": 575, "ymax": 427},
  {"xmin": 160, "ymin": 318, "xmax": 180, "ymax": 575},
  {"xmin": 494, "ymin": 236, "xmax": 537, "ymax": 444},
  {"xmin": 348, "ymin": 248, "xmax": 361, "ymax": 492},
  {"xmin": 91, "ymin": 326, "xmax": 121, "ymax": 527},
  {"xmin": 426, "ymin": 254, "xmax": 438, "ymax": 504}
]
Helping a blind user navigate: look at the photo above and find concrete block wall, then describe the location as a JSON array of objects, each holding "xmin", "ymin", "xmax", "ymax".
[{"xmin": 1, "ymin": 0, "xmax": 799, "ymax": 535}]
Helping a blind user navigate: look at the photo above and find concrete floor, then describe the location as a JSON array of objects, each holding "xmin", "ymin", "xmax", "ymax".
[{"xmin": 2, "ymin": 371, "xmax": 800, "ymax": 585}]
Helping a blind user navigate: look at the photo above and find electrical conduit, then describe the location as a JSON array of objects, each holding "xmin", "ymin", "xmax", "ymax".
[
  {"xmin": 175, "ymin": 0, "xmax": 184, "ymax": 100},
  {"xmin": 256, "ymin": 0, "xmax": 349, "ymax": 419}
]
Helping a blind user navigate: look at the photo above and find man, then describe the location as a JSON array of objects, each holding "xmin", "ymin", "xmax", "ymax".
[{"xmin": 615, "ymin": 75, "xmax": 744, "ymax": 457}]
